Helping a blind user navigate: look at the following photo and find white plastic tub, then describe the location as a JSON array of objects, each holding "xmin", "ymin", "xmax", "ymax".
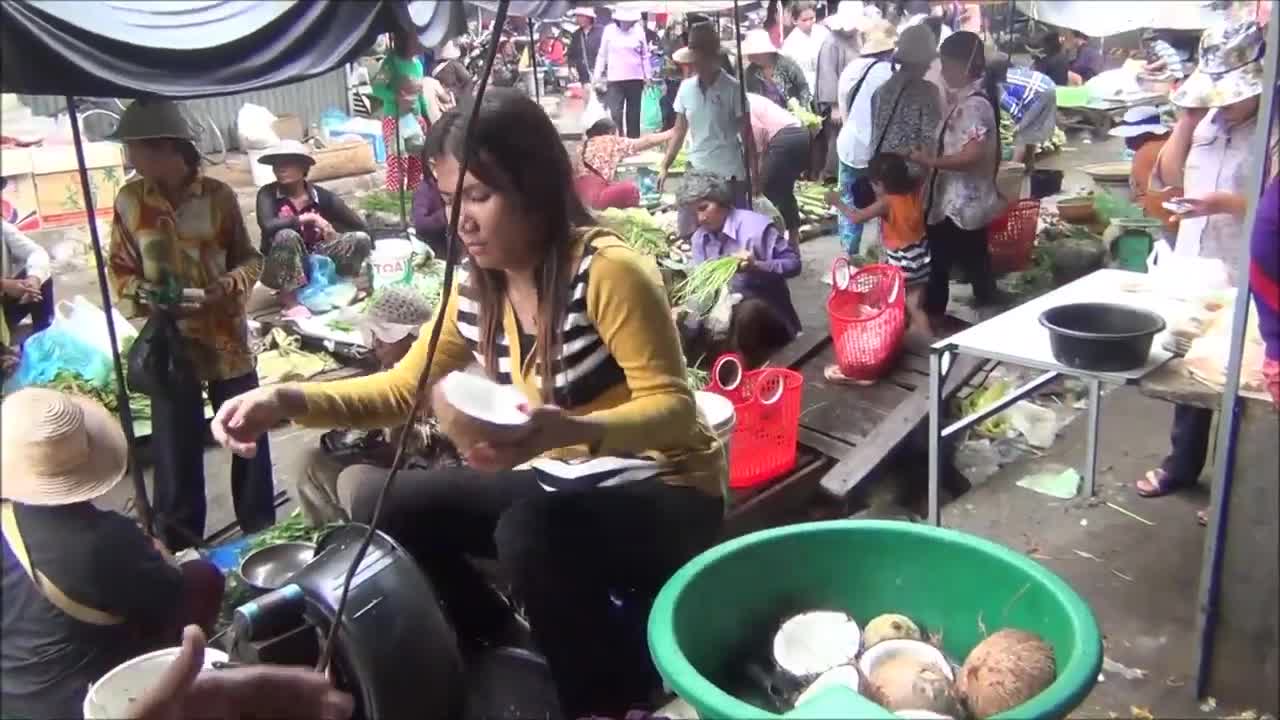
[{"xmin": 83, "ymin": 646, "xmax": 230, "ymax": 719}]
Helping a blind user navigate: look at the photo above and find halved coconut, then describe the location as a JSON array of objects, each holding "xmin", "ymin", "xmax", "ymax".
[
  {"xmin": 858, "ymin": 639, "xmax": 954, "ymax": 684},
  {"xmin": 864, "ymin": 656, "xmax": 963, "ymax": 717},
  {"xmin": 432, "ymin": 371, "xmax": 530, "ymax": 452},
  {"xmin": 772, "ymin": 611, "xmax": 862, "ymax": 678},
  {"xmin": 794, "ymin": 664, "xmax": 862, "ymax": 707}
]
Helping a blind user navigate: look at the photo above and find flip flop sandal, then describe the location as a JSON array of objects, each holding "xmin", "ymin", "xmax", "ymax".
[
  {"xmin": 823, "ymin": 364, "xmax": 877, "ymax": 386},
  {"xmin": 1136, "ymin": 468, "xmax": 1178, "ymax": 498}
]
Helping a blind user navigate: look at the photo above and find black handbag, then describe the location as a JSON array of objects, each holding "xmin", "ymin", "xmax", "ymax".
[
  {"xmin": 851, "ymin": 74, "xmax": 910, "ymax": 209},
  {"xmin": 126, "ymin": 308, "xmax": 197, "ymax": 398}
]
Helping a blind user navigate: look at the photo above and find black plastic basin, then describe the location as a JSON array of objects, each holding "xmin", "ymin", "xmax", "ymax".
[{"xmin": 1039, "ymin": 302, "xmax": 1166, "ymax": 372}]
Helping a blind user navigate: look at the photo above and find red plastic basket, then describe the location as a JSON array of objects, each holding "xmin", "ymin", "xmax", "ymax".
[
  {"xmin": 826, "ymin": 260, "xmax": 906, "ymax": 382},
  {"xmin": 987, "ymin": 199, "xmax": 1041, "ymax": 274},
  {"xmin": 706, "ymin": 353, "xmax": 803, "ymax": 489}
]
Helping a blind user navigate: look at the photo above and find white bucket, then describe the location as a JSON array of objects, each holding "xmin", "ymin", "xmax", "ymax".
[
  {"xmin": 695, "ymin": 391, "xmax": 736, "ymax": 452},
  {"xmin": 367, "ymin": 239, "xmax": 415, "ymax": 289},
  {"xmin": 83, "ymin": 646, "xmax": 229, "ymax": 719}
]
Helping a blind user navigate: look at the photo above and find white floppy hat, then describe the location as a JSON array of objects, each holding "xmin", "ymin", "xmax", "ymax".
[
  {"xmin": 438, "ymin": 40, "xmax": 462, "ymax": 60},
  {"xmin": 826, "ymin": 1, "xmax": 865, "ymax": 32},
  {"xmin": 571, "ymin": 6, "xmax": 595, "ymax": 18},
  {"xmin": 672, "ymin": 47, "xmax": 695, "ymax": 65},
  {"xmin": 1, "ymin": 389, "xmax": 128, "ymax": 507},
  {"xmin": 1108, "ymin": 106, "xmax": 1171, "ymax": 138},
  {"xmin": 894, "ymin": 23, "xmax": 937, "ymax": 65},
  {"xmin": 740, "ymin": 29, "xmax": 779, "ymax": 57},
  {"xmin": 109, "ymin": 99, "xmax": 194, "ymax": 142},
  {"xmin": 256, "ymin": 139, "xmax": 316, "ymax": 167},
  {"xmin": 612, "ymin": 6, "xmax": 642, "ymax": 22}
]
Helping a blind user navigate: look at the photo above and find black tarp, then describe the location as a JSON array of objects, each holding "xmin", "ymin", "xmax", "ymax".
[{"xmin": 0, "ymin": 0, "xmax": 570, "ymax": 98}]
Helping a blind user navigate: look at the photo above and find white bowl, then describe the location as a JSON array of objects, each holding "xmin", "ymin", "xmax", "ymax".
[
  {"xmin": 773, "ymin": 611, "xmax": 862, "ymax": 678},
  {"xmin": 439, "ymin": 371, "xmax": 530, "ymax": 426},
  {"xmin": 858, "ymin": 639, "xmax": 954, "ymax": 682},
  {"xmin": 83, "ymin": 646, "xmax": 230, "ymax": 719}
]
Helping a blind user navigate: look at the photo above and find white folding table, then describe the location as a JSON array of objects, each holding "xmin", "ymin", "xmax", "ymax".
[{"xmin": 926, "ymin": 269, "xmax": 1194, "ymax": 525}]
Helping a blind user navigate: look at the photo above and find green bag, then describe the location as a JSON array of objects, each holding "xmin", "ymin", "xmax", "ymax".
[{"xmin": 640, "ymin": 83, "xmax": 664, "ymax": 134}]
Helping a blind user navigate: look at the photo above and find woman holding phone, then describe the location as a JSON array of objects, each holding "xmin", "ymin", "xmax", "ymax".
[{"xmin": 1138, "ymin": 21, "xmax": 1274, "ymax": 523}]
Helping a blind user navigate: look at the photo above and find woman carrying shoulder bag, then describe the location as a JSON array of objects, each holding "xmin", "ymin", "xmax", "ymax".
[{"xmin": 911, "ymin": 31, "xmax": 1004, "ymax": 326}]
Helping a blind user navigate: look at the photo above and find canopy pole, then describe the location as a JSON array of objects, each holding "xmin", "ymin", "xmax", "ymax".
[
  {"xmin": 1193, "ymin": 3, "xmax": 1279, "ymax": 698},
  {"xmin": 528, "ymin": 20, "xmax": 541, "ymax": 104},
  {"xmin": 64, "ymin": 96, "xmax": 154, "ymax": 536},
  {"xmin": 732, "ymin": 0, "xmax": 754, "ymax": 212}
]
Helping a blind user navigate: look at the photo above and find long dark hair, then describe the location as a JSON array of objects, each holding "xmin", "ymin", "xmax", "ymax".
[
  {"xmin": 424, "ymin": 89, "xmax": 595, "ymax": 399},
  {"xmin": 940, "ymin": 31, "xmax": 1001, "ymax": 173}
]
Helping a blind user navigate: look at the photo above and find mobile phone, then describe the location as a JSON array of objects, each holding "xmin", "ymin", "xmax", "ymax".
[{"xmin": 1163, "ymin": 198, "xmax": 1193, "ymax": 214}]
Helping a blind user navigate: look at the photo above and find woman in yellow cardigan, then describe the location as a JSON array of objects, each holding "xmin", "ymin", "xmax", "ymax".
[{"xmin": 210, "ymin": 88, "xmax": 724, "ymax": 718}]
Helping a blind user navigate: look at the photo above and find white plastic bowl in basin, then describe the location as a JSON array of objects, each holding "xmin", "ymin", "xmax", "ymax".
[{"xmin": 83, "ymin": 646, "xmax": 230, "ymax": 719}]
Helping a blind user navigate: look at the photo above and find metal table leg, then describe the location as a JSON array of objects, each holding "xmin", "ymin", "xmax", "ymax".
[
  {"xmin": 928, "ymin": 351, "xmax": 943, "ymax": 526},
  {"xmin": 1084, "ymin": 377, "xmax": 1102, "ymax": 496}
]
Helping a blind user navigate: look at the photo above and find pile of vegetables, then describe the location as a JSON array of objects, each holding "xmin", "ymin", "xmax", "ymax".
[
  {"xmin": 741, "ymin": 608, "xmax": 1056, "ymax": 718},
  {"xmin": 686, "ymin": 364, "xmax": 709, "ymax": 392},
  {"xmin": 246, "ymin": 509, "xmax": 338, "ymax": 553},
  {"xmin": 38, "ymin": 369, "xmax": 151, "ymax": 423},
  {"xmin": 358, "ymin": 189, "xmax": 414, "ymax": 216},
  {"xmin": 669, "ymin": 147, "xmax": 689, "ymax": 173},
  {"xmin": 673, "ymin": 256, "xmax": 740, "ymax": 311},
  {"xmin": 795, "ymin": 181, "xmax": 835, "ymax": 225},
  {"xmin": 999, "ymin": 113, "xmax": 1066, "ymax": 157},
  {"xmin": 787, "ymin": 99, "xmax": 822, "ymax": 130},
  {"xmin": 598, "ymin": 207, "xmax": 671, "ymax": 257}
]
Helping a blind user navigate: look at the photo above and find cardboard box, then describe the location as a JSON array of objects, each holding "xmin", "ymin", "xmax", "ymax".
[
  {"xmin": 309, "ymin": 141, "xmax": 377, "ymax": 182},
  {"xmin": 30, "ymin": 143, "xmax": 125, "ymax": 229},
  {"xmin": 272, "ymin": 114, "xmax": 305, "ymax": 141}
]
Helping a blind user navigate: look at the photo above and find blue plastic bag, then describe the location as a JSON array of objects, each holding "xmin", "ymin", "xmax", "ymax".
[
  {"xmin": 3, "ymin": 326, "xmax": 113, "ymax": 394},
  {"xmin": 297, "ymin": 255, "xmax": 339, "ymax": 313}
]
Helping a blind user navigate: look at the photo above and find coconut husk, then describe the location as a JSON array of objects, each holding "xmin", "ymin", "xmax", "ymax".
[
  {"xmin": 868, "ymin": 657, "xmax": 963, "ymax": 716},
  {"xmin": 957, "ymin": 629, "xmax": 1056, "ymax": 719}
]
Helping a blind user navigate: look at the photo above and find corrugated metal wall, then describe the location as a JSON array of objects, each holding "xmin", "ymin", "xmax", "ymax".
[{"xmin": 20, "ymin": 67, "xmax": 349, "ymax": 150}]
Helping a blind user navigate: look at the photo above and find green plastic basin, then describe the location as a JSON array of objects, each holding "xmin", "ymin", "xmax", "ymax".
[{"xmin": 648, "ymin": 521, "xmax": 1102, "ymax": 719}]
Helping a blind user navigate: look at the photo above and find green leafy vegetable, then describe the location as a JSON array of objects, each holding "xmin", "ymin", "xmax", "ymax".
[
  {"xmin": 246, "ymin": 509, "xmax": 339, "ymax": 553},
  {"xmin": 359, "ymin": 189, "xmax": 413, "ymax": 216},
  {"xmin": 787, "ymin": 99, "xmax": 822, "ymax": 130},
  {"xmin": 674, "ymin": 256, "xmax": 740, "ymax": 311},
  {"xmin": 597, "ymin": 207, "xmax": 671, "ymax": 257}
]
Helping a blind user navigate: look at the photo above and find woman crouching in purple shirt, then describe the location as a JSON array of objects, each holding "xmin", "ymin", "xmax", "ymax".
[{"xmin": 678, "ymin": 171, "xmax": 801, "ymax": 368}]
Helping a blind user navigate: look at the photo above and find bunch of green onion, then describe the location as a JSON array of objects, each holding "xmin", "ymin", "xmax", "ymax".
[{"xmin": 673, "ymin": 256, "xmax": 740, "ymax": 311}]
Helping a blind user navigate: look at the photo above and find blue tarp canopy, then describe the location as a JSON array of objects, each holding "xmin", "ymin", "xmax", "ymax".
[{"xmin": 0, "ymin": 0, "xmax": 570, "ymax": 98}]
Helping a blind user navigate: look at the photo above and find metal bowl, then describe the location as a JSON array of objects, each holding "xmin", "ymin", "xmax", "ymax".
[{"xmin": 237, "ymin": 542, "xmax": 316, "ymax": 592}]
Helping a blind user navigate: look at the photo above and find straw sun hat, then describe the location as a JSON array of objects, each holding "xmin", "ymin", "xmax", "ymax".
[
  {"xmin": 740, "ymin": 29, "xmax": 779, "ymax": 57},
  {"xmin": 109, "ymin": 99, "xmax": 194, "ymax": 142},
  {"xmin": 256, "ymin": 139, "xmax": 316, "ymax": 167},
  {"xmin": 859, "ymin": 19, "xmax": 897, "ymax": 56},
  {"xmin": 1, "ymin": 388, "xmax": 128, "ymax": 506}
]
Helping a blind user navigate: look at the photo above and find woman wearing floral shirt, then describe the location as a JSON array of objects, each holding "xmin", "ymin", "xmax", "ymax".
[
  {"xmin": 911, "ymin": 31, "xmax": 1003, "ymax": 323},
  {"xmin": 107, "ymin": 100, "xmax": 273, "ymax": 550}
]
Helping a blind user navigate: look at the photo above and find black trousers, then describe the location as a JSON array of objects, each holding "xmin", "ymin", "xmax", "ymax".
[
  {"xmin": 924, "ymin": 217, "xmax": 997, "ymax": 316},
  {"xmin": 2, "ymin": 272, "xmax": 54, "ymax": 337},
  {"xmin": 149, "ymin": 371, "xmax": 275, "ymax": 549},
  {"xmin": 339, "ymin": 465, "xmax": 723, "ymax": 717},
  {"xmin": 762, "ymin": 126, "xmax": 811, "ymax": 235},
  {"xmin": 1161, "ymin": 404, "xmax": 1214, "ymax": 487},
  {"xmin": 607, "ymin": 79, "xmax": 645, "ymax": 138}
]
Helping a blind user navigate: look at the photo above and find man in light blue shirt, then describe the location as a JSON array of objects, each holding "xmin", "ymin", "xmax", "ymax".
[{"xmin": 659, "ymin": 23, "xmax": 754, "ymax": 237}]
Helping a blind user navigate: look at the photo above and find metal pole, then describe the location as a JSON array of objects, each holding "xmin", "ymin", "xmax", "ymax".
[
  {"xmin": 732, "ymin": 0, "xmax": 755, "ymax": 210},
  {"xmin": 64, "ymin": 96, "xmax": 154, "ymax": 536},
  {"xmin": 928, "ymin": 348, "xmax": 943, "ymax": 526},
  {"xmin": 1083, "ymin": 377, "xmax": 1101, "ymax": 496},
  {"xmin": 1194, "ymin": 4, "xmax": 1279, "ymax": 698},
  {"xmin": 528, "ymin": 19, "xmax": 541, "ymax": 104}
]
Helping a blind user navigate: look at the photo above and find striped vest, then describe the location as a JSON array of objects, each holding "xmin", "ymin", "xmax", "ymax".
[{"xmin": 453, "ymin": 242, "xmax": 626, "ymax": 407}]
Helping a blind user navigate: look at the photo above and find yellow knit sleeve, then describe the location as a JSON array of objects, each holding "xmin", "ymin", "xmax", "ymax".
[
  {"xmin": 583, "ymin": 243, "xmax": 697, "ymax": 454},
  {"xmin": 293, "ymin": 287, "xmax": 472, "ymax": 429}
]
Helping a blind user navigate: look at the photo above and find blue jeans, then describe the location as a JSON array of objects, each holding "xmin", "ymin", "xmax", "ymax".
[{"xmin": 838, "ymin": 162, "xmax": 866, "ymax": 255}]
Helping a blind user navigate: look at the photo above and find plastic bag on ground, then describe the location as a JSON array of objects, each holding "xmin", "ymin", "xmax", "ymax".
[
  {"xmin": 236, "ymin": 103, "xmax": 280, "ymax": 150},
  {"xmin": 297, "ymin": 254, "xmax": 339, "ymax": 313},
  {"xmin": 126, "ymin": 310, "xmax": 197, "ymax": 398},
  {"xmin": 398, "ymin": 112, "xmax": 426, "ymax": 154},
  {"xmin": 3, "ymin": 327, "xmax": 113, "ymax": 394},
  {"xmin": 53, "ymin": 295, "xmax": 138, "ymax": 359},
  {"xmin": 581, "ymin": 90, "xmax": 608, "ymax": 130}
]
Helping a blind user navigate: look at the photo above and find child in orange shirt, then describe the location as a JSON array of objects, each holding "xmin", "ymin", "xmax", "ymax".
[{"xmin": 827, "ymin": 152, "xmax": 932, "ymax": 336}]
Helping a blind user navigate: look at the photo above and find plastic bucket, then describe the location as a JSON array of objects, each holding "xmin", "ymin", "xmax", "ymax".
[
  {"xmin": 649, "ymin": 520, "xmax": 1102, "ymax": 719},
  {"xmin": 83, "ymin": 646, "xmax": 230, "ymax": 719},
  {"xmin": 367, "ymin": 239, "xmax": 414, "ymax": 289}
]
